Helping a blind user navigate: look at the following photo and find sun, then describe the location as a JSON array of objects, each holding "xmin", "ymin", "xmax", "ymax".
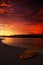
[
  {"xmin": 0, "ymin": 24, "xmax": 15, "ymax": 36},
  {"xmin": 0, "ymin": 30, "xmax": 14, "ymax": 36}
]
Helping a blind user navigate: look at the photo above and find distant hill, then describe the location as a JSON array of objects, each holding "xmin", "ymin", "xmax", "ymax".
[{"xmin": 0, "ymin": 34, "xmax": 43, "ymax": 38}]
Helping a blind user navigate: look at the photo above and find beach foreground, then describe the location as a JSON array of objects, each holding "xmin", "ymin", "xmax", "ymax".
[{"xmin": 0, "ymin": 42, "xmax": 43, "ymax": 65}]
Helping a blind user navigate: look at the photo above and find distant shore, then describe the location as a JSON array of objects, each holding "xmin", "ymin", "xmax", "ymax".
[{"xmin": 0, "ymin": 34, "xmax": 43, "ymax": 38}]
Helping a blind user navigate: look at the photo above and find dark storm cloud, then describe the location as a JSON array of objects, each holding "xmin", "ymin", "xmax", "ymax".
[
  {"xmin": 10, "ymin": 0, "xmax": 43, "ymax": 22},
  {"xmin": 0, "ymin": 0, "xmax": 43, "ymax": 23}
]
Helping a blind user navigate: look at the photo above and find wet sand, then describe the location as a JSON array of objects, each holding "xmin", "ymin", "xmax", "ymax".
[{"xmin": 0, "ymin": 42, "xmax": 43, "ymax": 65}]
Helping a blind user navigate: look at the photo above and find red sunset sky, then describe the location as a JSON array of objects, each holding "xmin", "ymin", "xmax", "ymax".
[{"xmin": 0, "ymin": 0, "xmax": 43, "ymax": 36}]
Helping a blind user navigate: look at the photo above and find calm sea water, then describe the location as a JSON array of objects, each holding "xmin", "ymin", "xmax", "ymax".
[{"xmin": 1, "ymin": 37, "xmax": 43, "ymax": 51}]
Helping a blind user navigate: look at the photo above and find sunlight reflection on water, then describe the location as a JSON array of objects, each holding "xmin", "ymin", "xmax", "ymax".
[{"xmin": 1, "ymin": 37, "xmax": 43, "ymax": 51}]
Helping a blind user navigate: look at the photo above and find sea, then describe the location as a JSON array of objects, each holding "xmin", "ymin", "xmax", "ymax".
[{"xmin": 2, "ymin": 37, "xmax": 43, "ymax": 51}]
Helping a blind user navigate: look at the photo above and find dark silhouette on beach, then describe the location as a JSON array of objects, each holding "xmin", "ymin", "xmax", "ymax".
[{"xmin": 0, "ymin": 38, "xmax": 3, "ymax": 43}]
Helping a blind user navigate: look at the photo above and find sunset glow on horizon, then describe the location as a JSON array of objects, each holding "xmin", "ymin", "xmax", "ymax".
[{"xmin": 0, "ymin": 22, "xmax": 43, "ymax": 36}]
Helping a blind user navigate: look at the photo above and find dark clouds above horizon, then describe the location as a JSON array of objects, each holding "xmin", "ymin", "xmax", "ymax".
[
  {"xmin": 14, "ymin": 0, "xmax": 43, "ymax": 22},
  {"xmin": 0, "ymin": 0, "xmax": 43, "ymax": 22}
]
